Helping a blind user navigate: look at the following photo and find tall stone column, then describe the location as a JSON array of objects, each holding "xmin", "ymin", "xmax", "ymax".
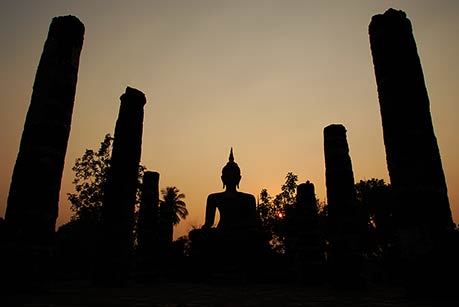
[
  {"xmin": 323, "ymin": 124, "xmax": 367, "ymax": 288},
  {"xmin": 137, "ymin": 171, "xmax": 160, "ymax": 272},
  {"xmin": 369, "ymin": 9, "xmax": 455, "ymax": 296},
  {"xmin": 3, "ymin": 16, "xmax": 84, "ymax": 286},
  {"xmin": 95, "ymin": 87, "xmax": 146, "ymax": 286},
  {"xmin": 5, "ymin": 15, "xmax": 84, "ymax": 245}
]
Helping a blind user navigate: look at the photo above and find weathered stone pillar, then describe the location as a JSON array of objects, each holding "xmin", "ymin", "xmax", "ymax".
[
  {"xmin": 296, "ymin": 181, "xmax": 318, "ymax": 219},
  {"xmin": 369, "ymin": 8, "xmax": 455, "ymax": 296},
  {"xmin": 137, "ymin": 171, "xmax": 160, "ymax": 271},
  {"xmin": 5, "ymin": 15, "xmax": 84, "ymax": 245},
  {"xmin": 323, "ymin": 124, "xmax": 367, "ymax": 288},
  {"xmin": 95, "ymin": 87, "xmax": 146, "ymax": 285},
  {"xmin": 158, "ymin": 202, "xmax": 174, "ymax": 253},
  {"xmin": 287, "ymin": 181, "xmax": 325, "ymax": 283},
  {"xmin": 3, "ymin": 16, "xmax": 84, "ymax": 287}
]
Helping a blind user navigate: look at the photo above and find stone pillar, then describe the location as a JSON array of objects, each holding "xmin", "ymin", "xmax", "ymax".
[
  {"xmin": 369, "ymin": 9, "xmax": 455, "ymax": 296},
  {"xmin": 159, "ymin": 203, "xmax": 174, "ymax": 251},
  {"xmin": 137, "ymin": 171, "xmax": 160, "ymax": 271},
  {"xmin": 95, "ymin": 87, "xmax": 146, "ymax": 285},
  {"xmin": 323, "ymin": 124, "xmax": 367, "ymax": 288},
  {"xmin": 3, "ymin": 15, "xmax": 84, "ymax": 286},
  {"xmin": 6, "ymin": 15, "xmax": 84, "ymax": 245},
  {"xmin": 296, "ymin": 181, "xmax": 318, "ymax": 219},
  {"xmin": 288, "ymin": 181, "xmax": 325, "ymax": 283}
]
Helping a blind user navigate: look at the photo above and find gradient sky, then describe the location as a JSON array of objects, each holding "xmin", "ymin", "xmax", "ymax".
[{"xmin": 1, "ymin": 0, "xmax": 458, "ymax": 240}]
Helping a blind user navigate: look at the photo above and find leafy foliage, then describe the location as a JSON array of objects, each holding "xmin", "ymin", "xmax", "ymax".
[
  {"xmin": 257, "ymin": 174, "xmax": 395, "ymax": 256},
  {"xmin": 67, "ymin": 133, "xmax": 146, "ymax": 223},
  {"xmin": 257, "ymin": 172, "xmax": 299, "ymax": 252},
  {"xmin": 160, "ymin": 186, "xmax": 189, "ymax": 226},
  {"xmin": 275, "ymin": 172, "xmax": 298, "ymax": 208},
  {"xmin": 355, "ymin": 178, "xmax": 394, "ymax": 251},
  {"xmin": 68, "ymin": 134, "xmax": 113, "ymax": 222}
]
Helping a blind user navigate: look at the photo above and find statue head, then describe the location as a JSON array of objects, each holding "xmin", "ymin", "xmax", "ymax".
[{"xmin": 221, "ymin": 148, "xmax": 241, "ymax": 189}]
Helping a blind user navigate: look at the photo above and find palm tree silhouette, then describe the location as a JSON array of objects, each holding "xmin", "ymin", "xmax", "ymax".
[{"xmin": 159, "ymin": 186, "xmax": 189, "ymax": 243}]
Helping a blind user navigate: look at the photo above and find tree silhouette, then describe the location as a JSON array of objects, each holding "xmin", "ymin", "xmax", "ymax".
[
  {"xmin": 276, "ymin": 172, "xmax": 298, "ymax": 208},
  {"xmin": 67, "ymin": 134, "xmax": 112, "ymax": 222},
  {"xmin": 67, "ymin": 133, "xmax": 145, "ymax": 223},
  {"xmin": 58, "ymin": 134, "xmax": 146, "ymax": 278},
  {"xmin": 355, "ymin": 180, "xmax": 393, "ymax": 239},
  {"xmin": 257, "ymin": 172, "xmax": 298, "ymax": 253},
  {"xmin": 355, "ymin": 179, "xmax": 394, "ymax": 255},
  {"xmin": 159, "ymin": 187, "xmax": 189, "ymax": 244}
]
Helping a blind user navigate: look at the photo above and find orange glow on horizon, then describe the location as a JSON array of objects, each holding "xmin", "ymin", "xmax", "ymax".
[{"xmin": 0, "ymin": 1, "xmax": 458, "ymax": 242}]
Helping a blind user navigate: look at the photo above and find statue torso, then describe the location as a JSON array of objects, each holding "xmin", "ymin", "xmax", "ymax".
[{"xmin": 207, "ymin": 191, "xmax": 257, "ymax": 231}]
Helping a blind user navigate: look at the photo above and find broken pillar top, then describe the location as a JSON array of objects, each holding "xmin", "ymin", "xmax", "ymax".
[
  {"xmin": 143, "ymin": 171, "xmax": 160, "ymax": 183},
  {"xmin": 369, "ymin": 8, "xmax": 412, "ymax": 34},
  {"xmin": 296, "ymin": 181, "xmax": 316, "ymax": 210},
  {"xmin": 120, "ymin": 86, "xmax": 147, "ymax": 107},
  {"xmin": 297, "ymin": 180, "xmax": 315, "ymax": 196},
  {"xmin": 378, "ymin": 8, "xmax": 406, "ymax": 18},
  {"xmin": 49, "ymin": 15, "xmax": 85, "ymax": 45},
  {"xmin": 324, "ymin": 124, "xmax": 346, "ymax": 136}
]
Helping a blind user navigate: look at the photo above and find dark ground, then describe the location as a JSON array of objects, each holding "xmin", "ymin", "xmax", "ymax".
[{"xmin": 3, "ymin": 280, "xmax": 458, "ymax": 307}]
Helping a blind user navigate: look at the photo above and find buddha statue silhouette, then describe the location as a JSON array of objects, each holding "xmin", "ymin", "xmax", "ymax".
[
  {"xmin": 203, "ymin": 148, "xmax": 259, "ymax": 232},
  {"xmin": 189, "ymin": 148, "xmax": 268, "ymax": 272}
]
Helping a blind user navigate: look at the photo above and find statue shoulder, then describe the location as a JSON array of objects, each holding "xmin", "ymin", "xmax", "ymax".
[
  {"xmin": 207, "ymin": 192, "xmax": 224, "ymax": 201},
  {"xmin": 239, "ymin": 192, "xmax": 256, "ymax": 203}
]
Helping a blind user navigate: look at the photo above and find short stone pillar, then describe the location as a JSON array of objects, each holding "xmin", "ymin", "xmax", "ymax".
[
  {"xmin": 137, "ymin": 171, "xmax": 160, "ymax": 272},
  {"xmin": 369, "ymin": 8, "xmax": 455, "ymax": 296},
  {"xmin": 285, "ymin": 181, "xmax": 325, "ymax": 283},
  {"xmin": 95, "ymin": 87, "xmax": 146, "ymax": 286},
  {"xmin": 324, "ymin": 124, "xmax": 367, "ymax": 288},
  {"xmin": 3, "ymin": 15, "xmax": 84, "ymax": 286}
]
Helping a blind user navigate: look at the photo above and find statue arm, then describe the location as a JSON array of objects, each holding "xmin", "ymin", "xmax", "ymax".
[
  {"xmin": 248, "ymin": 194, "xmax": 261, "ymax": 228},
  {"xmin": 252, "ymin": 195, "xmax": 262, "ymax": 229},
  {"xmin": 203, "ymin": 195, "xmax": 216, "ymax": 228}
]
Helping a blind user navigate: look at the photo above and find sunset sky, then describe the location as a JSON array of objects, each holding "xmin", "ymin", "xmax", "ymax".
[{"xmin": 1, "ymin": 0, "xmax": 458, "ymax": 239}]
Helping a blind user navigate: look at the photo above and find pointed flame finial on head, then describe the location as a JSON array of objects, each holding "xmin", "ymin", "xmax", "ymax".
[
  {"xmin": 229, "ymin": 147, "xmax": 234, "ymax": 162},
  {"xmin": 222, "ymin": 147, "xmax": 240, "ymax": 189},
  {"xmin": 222, "ymin": 147, "xmax": 240, "ymax": 177}
]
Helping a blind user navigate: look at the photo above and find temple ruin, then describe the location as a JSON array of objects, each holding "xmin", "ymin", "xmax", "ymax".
[
  {"xmin": 137, "ymin": 171, "xmax": 160, "ymax": 271},
  {"xmin": 284, "ymin": 181, "xmax": 325, "ymax": 283},
  {"xmin": 3, "ymin": 15, "xmax": 84, "ymax": 286},
  {"xmin": 323, "ymin": 124, "xmax": 367, "ymax": 287},
  {"xmin": 95, "ymin": 87, "xmax": 146, "ymax": 285},
  {"xmin": 369, "ymin": 8, "xmax": 455, "ymax": 296},
  {"xmin": 5, "ymin": 15, "xmax": 84, "ymax": 246}
]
